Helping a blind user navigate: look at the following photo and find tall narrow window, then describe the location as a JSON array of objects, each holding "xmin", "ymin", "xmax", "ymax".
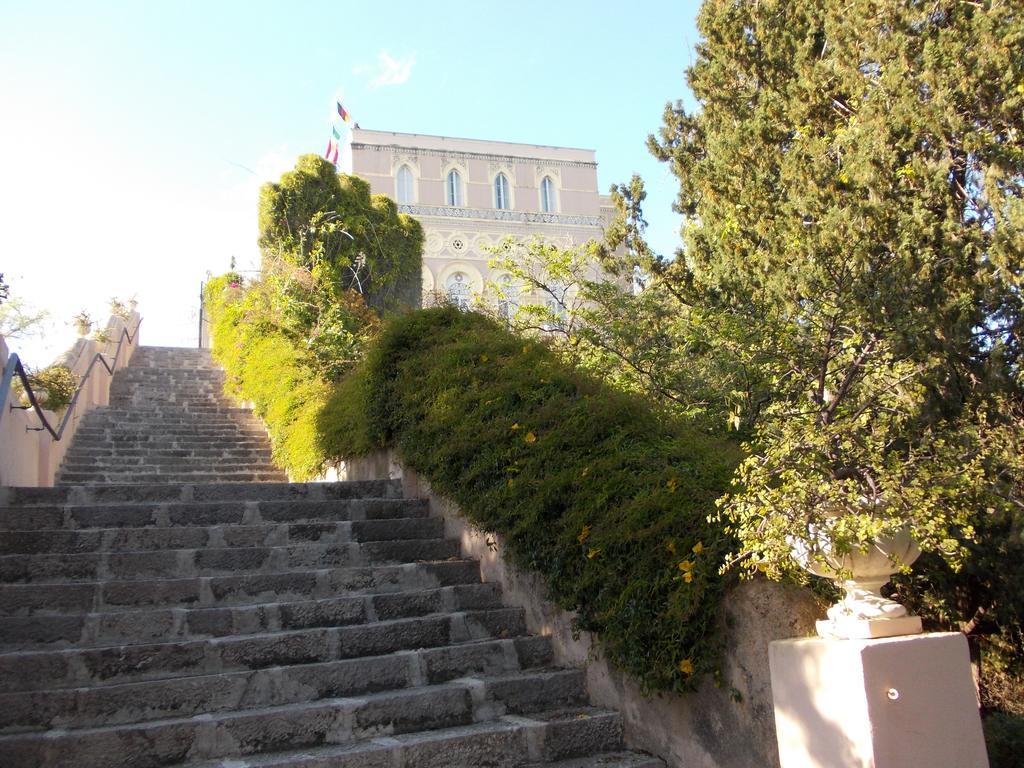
[
  {"xmin": 543, "ymin": 281, "xmax": 568, "ymax": 331},
  {"xmin": 494, "ymin": 173, "xmax": 510, "ymax": 210},
  {"xmin": 540, "ymin": 176, "xmax": 556, "ymax": 213},
  {"xmin": 446, "ymin": 170, "xmax": 462, "ymax": 207},
  {"xmin": 396, "ymin": 165, "xmax": 414, "ymax": 204},
  {"xmin": 446, "ymin": 272, "xmax": 471, "ymax": 310},
  {"xmin": 496, "ymin": 274, "xmax": 519, "ymax": 322}
]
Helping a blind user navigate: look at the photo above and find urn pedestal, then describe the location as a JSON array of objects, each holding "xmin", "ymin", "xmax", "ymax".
[
  {"xmin": 792, "ymin": 527, "xmax": 923, "ymax": 640},
  {"xmin": 769, "ymin": 632, "xmax": 988, "ymax": 768}
]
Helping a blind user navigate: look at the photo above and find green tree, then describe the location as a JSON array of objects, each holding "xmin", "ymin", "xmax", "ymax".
[
  {"xmin": 258, "ymin": 154, "xmax": 423, "ymax": 312},
  {"xmin": 0, "ymin": 293, "xmax": 49, "ymax": 341},
  {"xmin": 256, "ymin": 154, "xmax": 424, "ymax": 379},
  {"xmin": 647, "ymin": 0, "xmax": 1023, "ymax": 710}
]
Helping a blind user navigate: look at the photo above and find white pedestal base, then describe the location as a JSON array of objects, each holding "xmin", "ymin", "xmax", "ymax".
[
  {"xmin": 816, "ymin": 614, "xmax": 922, "ymax": 639},
  {"xmin": 769, "ymin": 632, "xmax": 988, "ymax": 768}
]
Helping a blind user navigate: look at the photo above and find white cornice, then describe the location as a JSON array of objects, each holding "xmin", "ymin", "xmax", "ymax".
[{"xmin": 352, "ymin": 142, "xmax": 598, "ymax": 170}]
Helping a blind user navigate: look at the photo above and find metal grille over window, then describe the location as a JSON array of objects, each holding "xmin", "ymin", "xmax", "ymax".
[
  {"xmin": 497, "ymin": 274, "xmax": 519, "ymax": 322},
  {"xmin": 494, "ymin": 173, "xmax": 510, "ymax": 210},
  {"xmin": 446, "ymin": 170, "xmax": 462, "ymax": 207},
  {"xmin": 446, "ymin": 272, "xmax": 472, "ymax": 310}
]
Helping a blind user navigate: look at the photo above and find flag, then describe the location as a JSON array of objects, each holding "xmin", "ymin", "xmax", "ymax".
[
  {"xmin": 329, "ymin": 142, "xmax": 339, "ymax": 165},
  {"xmin": 324, "ymin": 138, "xmax": 334, "ymax": 160},
  {"xmin": 337, "ymin": 100, "xmax": 351, "ymax": 123},
  {"xmin": 332, "ymin": 125, "xmax": 341, "ymax": 140}
]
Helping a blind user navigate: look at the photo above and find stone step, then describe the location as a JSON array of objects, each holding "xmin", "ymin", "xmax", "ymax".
[
  {"xmin": 173, "ymin": 708, "xmax": 626, "ymax": 768},
  {"xmin": 0, "ymin": 607, "xmax": 528, "ymax": 691},
  {"xmin": 65, "ymin": 438, "xmax": 274, "ymax": 448},
  {"xmin": 58, "ymin": 465, "xmax": 285, "ymax": 479},
  {"xmin": 55, "ymin": 471, "xmax": 290, "ymax": 485},
  {"xmin": 0, "ymin": 652, "xmax": 574, "ymax": 733},
  {"xmin": 0, "ymin": 481, "xmax": 401, "ymax": 507},
  {"xmin": 0, "ymin": 537, "xmax": 463, "ymax": 583},
  {"xmin": 0, "ymin": 559, "xmax": 483, "ymax": 615},
  {"xmin": 0, "ymin": 583, "xmax": 504, "ymax": 649},
  {"xmin": 63, "ymin": 443, "xmax": 276, "ymax": 455},
  {"xmin": 75, "ymin": 424, "xmax": 265, "ymax": 434},
  {"xmin": 71, "ymin": 429, "xmax": 270, "ymax": 440},
  {"xmin": 0, "ymin": 517, "xmax": 443, "ymax": 555},
  {"xmin": 0, "ymin": 698, "xmax": 618, "ymax": 768},
  {"xmin": 63, "ymin": 448, "xmax": 274, "ymax": 460},
  {"xmin": 0, "ymin": 497, "xmax": 427, "ymax": 532},
  {"xmin": 58, "ymin": 460, "xmax": 284, "ymax": 473},
  {"xmin": 527, "ymin": 753, "xmax": 664, "ymax": 768}
]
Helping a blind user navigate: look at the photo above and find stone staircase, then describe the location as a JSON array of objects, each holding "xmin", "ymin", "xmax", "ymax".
[
  {"xmin": 57, "ymin": 347, "xmax": 287, "ymax": 485},
  {"xmin": 0, "ymin": 347, "xmax": 660, "ymax": 767}
]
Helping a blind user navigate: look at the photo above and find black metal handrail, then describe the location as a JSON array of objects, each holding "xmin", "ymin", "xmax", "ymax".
[{"xmin": 0, "ymin": 318, "xmax": 142, "ymax": 441}]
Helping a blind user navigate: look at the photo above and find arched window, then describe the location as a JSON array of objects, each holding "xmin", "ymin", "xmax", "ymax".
[
  {"xmin": 446, "ymin": 169, "xmax": 463, "ymax": 207},
  {"xmin": 540, "ymin": 176, "xmax": 556, "ymax": 213},
  {"xmin": 494, "ymin": 173, "xmax": 510, "ymax": 210},
  {"xmin": 544, "ymin": 281, "xmax": 568, "ymax": 330},
  {"xmin": 396, "ymin": 165, "xmax": 414, "ymax": 204},
  {"xmin": 446, "ymin": 271, "xmax": 472, "ymax": 310},
  {"xmin": 496, "ymin": 274, "xmax": 519, "ymax": 322}
]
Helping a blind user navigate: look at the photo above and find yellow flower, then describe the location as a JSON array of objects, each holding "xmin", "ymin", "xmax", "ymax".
[
  {"xmin": 665, "ymin": 541, "xmax": 677, "ymax": 554},
  {"xmin": 683, "ymin": 572, "xmax": 693, "ymax": 583},
  {"xmin": 524, "ymin": 431, "xmax": 537, "ymax": 444},
  {"xmin": 480, "ymin": 354, "xmax": 489, "ymax": 363},
  {"xmin": 678, "ymin": 559, "xmax": 694, "ymax": 573},
  {"xmin": 587, "ymin": 547, "xmax": 601, "ymax": 560},
  {"xmin": 510, "ymin": 423, "xmax": 520, "ymax": 431},
  {"xmin": 678, "ymin": 658, "xmax": 694, "ymax": 676},
  {"xmin": 692, "ymin": 542, "xmax": 704, "ymax": 555},
  {"xmin": 666, "ymin": 478, "xmax": 678, "ymax": 493},
  {"xmin": 577, "ymin": 525, "xmax": 591, "ymax": 544},
  {"xmin": 522, "ymin": 345, "xmax": 530, "ymax": 354}
]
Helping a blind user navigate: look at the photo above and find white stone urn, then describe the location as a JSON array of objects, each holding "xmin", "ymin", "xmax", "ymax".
[{"xmin": 791, "ymin": 527, "xmax": 924, "ymax": 639}]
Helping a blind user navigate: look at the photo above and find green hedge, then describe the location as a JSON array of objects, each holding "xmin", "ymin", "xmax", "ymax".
[
  {"xmin": 323, "ymin": 307, "xmax": 740, "ymax": 691},
  {"xmin": 205, "ymin": 274, "xmax": 331, "ymax": 480}
]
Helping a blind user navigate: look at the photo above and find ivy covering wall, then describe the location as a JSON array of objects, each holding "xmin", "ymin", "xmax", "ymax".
[{"xmin": 322, "ymin": 307, "xmax": 740, "ymax": 692}]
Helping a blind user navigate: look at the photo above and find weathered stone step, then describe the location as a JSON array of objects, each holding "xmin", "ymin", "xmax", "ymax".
[
  {"xmin": 0, "ymin": 537, "xmax": 463, "ymax": 583},
  {"xmin": 0, "ymin": 652, "xmax": 572, "ymax": 733},
  {"xmin": 0, "ymin": 607, "xmax": 527, "ymax": 692},
  {"xmin": 0, "ymin": 696, "xmax": 618, "ymax": 768},
  {"xmin": 56, "ymin": 470, "xmax": 290, "ymax": 485},
  {"xmin": 0, "ymin": 583, "xmax": 504, "ymax": 649},
  {"xmin": 61, "ymin": 448, "xmax": 274, "ymax": 462},
  {"xmin": 74, "ymin": 423, "xmax": 265, "ymax": 433},
  {"xmin": 172, "ymin": 708, "xmax": 626, "ymax": 768},
  {"xmin": 527, "ymin": 753, "xmax": 664, "ymax": 767},
  {"xmin": 63, "ymin": 444, "xmax": 277, "ymax": 455},
  {"xmin": 1, "ymin": 481, "xmax": 402, "ymax": 508},
  {"xmin": 0, "ymin": 497, "xmax": 427, "ymax": 532},
  {"xmin": 60, "ymin": 459, "xmax": 282, "ymax": 472},
  {"xmin": 64, "ymin": 448, "xmax": 274, "ymax": 460},
  {"xmin": 0, "ymin": 559, "xmax": 483, "ymax": 615},
  {"xmin": 0, "ymin": 517, "xmax": 443, "ymax": 555},
  {"xmin": 58, "ymin": 465, "xmax": 285, "ymax": 479}
]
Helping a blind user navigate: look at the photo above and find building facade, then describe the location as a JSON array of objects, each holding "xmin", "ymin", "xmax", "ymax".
[{"xmin": 341, "ymin": 128, "xmax": 613, "ymax": 310}]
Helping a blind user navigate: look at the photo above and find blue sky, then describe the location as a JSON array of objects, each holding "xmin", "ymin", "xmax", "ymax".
[{"xmin": 0, "ymin": 0, "xmax": 700, "ymax": 361}]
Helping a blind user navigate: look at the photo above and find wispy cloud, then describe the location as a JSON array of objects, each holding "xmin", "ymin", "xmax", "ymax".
[{"xmin": 354, "ymin": 50, "xmax": 415, "ymax": 88}]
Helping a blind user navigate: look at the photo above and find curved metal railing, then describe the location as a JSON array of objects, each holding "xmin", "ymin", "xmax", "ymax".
[{"xmin": 0, "ymin": 319, "xmax": 142, "ymax": 440}]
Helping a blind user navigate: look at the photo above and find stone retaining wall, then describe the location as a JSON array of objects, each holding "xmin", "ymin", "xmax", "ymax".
[{"xmin": 346, "ymin": 449, "xmax": 822, "ymax": 768}]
